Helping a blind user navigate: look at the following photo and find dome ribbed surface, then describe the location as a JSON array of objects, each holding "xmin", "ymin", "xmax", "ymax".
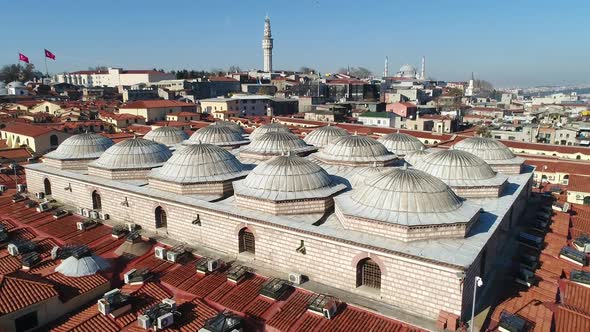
[
  {"xmin": 404, "ymin": 148, "xmax": 429, "ymax": 166},
  {"xmin": 349, "ymin": 166, "xmax": 392, "ymax": 188},
  {"xmin": 316, "ymin": 135, "xmax": 395, "ymax": 163},
  {"xmin": 350, "ymin": 167, "xmax": 462, "ymax": 214},
  {"xmin": 378, "ymin": 133, "xmax": 424, "ymax": 155},
  {"xmin": 186, "ymin": 126, "xmax": 249, "ymax": 147},
  {"xmin": 55, "ymin": 255, "xmax": 110, "ymax": 277},
  {"xmin": 304, "ymin": 126, "xmax": 350, "ymax": 148},
  {"xmin": 144, "ymin": 127, "xmax": 189, "ymax": 146},
  {"xmin": 249, "ymin": 123, "xmax": 291, "ymax": 140},
  {"xmin": 149, "ymin": 143, "xmax": 249, "ymax": 183},
  {"xmin": 454, "ymin": 137, "xmax": 516, "ymax": 161},
  {"xmin": 233, "ymin": 155, "xmax": 346, "ymax": 201},
  {"xmin": 210, "ymin": 120, "xmax": 244, "ymax": 134},
  {"xmin": 414, "ymin": 149, "xmax": 496, "ymax": 182},
  {"xmin": 90, "ymin": 138, "xmax": 172, "ymax": 170},
  {"xmin": 44, "ymin": 133, "xmax": 114, "ymax": 160},
  {"xmin": 240, "ymin": 132, "xmax": 316, "ymax": 156}
]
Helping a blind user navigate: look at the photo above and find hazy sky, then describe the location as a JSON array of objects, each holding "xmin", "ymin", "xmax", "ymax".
[{"xmin": 2, "ymin": 0, "xmax": 588, "ymax": 87}]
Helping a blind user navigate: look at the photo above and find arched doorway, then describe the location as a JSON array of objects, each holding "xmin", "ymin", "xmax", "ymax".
[
  {"xmin": 584, "ymin": 196, "xmax": 590, "ymax": 205},
  {"xmin": 43, "ymin": 178, "xmax": 52, "ymax": 196},
  {"xmin": 238, "ymin": 228, "xmax": 255, "ymax": 254},
  {"xmin": 356, "ymin": 258, "xmax": 381, "ymax": 290},
  {"xmin": 92, "ymin": 190, "xmax": 102, "ymax": 210},
  {"xmin": 155, "ymin": 206, "xmax": 167, "ymax": 228}
]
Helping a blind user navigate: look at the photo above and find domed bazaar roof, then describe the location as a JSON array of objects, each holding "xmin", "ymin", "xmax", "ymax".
[
  {"xmin": 210, "ymin": 120, "xmax": 244, "ymax": 134},
  {"xmin": 453, "ymin": 137, "xmax": 517, "ymax": 162},
  {"xmin": 315, "ymin": 135, "xmax": 396, "ymax": 164},
  {"xmin": 144, "ymin": 127, "xmax": 189, "ymax": 146},
  {"xmin": 149, "ymin": 143, "xmax": 250, "ymax": 183},
  {"xmin": 233, "ymin": 155, "xmax": 346, "ymax": 201},
  {"xmin": 185, "ymin": 125, "xmax": 249, "ymax": 147},
  {"xmin": 335, "ymin": 166, "xmax": 481, "ymax": 226},
  {"xmin": 348, "ymin": 165, "xmax": 392, "ymax": 188},
  {"xmin": 44, "ymin": 133, "xmax": 114, "ymax": 160},
  {"xmin": 249, "ymin": 123, "xmax": 291, "ymax": 140},
  {"xmin": 413, "ymin": 149, "xmax": 508, "ymax": 187},
  {"xmin": 90, "ymin": 138, "xmax": 172, "ymax": 170},
  {"xmin": 303, "ymin": 125, "xmax": 350, "ymax": 148},
  {"xmin": 403, "ymin": 147, "xmax": 430, "ymax": 166},
  {"xmin": 378, "ymin": 133, "xmax": 424, "ymax": 156},
  {"xmin": 55, "ymin": 255, "xmax": 110, "ymax": 277},
  {"xmin": 240, "ymin": 132, "xmax": 316, "ymax": 157}
]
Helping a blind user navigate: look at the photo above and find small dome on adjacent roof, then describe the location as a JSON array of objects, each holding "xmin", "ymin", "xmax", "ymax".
[
  {"xmin": 233, "ymin": 155, "xmax": 345, "ymax": 201},
  {"xmin": 144, "ymin": 127, "xmax": 189, "ymax": 146},
  {"xmin": 186, "ymin": 126, "xmax": 249, "ymax": 147},
  {"xmin": 249, "ymin": 123, "xmax": 291, "ymax": 140},
  {"xmin": 349, "ymin": 165, "xmax": 392, "ymax": 188},
  {"xmin": 149, "ymin": 143, "xmax": 249, "ymax": 183},
  {"xmin": 454, "ymin": 137, "xmax": 516, "ymax": 161},
  {"xmin": 315, "ymin": 135, "xmax": 396, "ymax": 165},
  {"xmin": 404, "ymin": 147, "xmax": 429, "ymax": 166},
  {"xmin": 413, "ymin": 149, "xmax": 498, "ymax": 184},
  {"xmin": 240, "ymin": 132, "xmax": 316, "ymax": 157},
  {"xmin": 210, "ymin": 120, "xmax": 244, "ymax": 134},
  {"xmin": 303, "ymin": 125, "xmax": 350, "ymax": 148},
  {"xmin": 55, "ymin": 254, "xmax": 110, "ymax": 277},
  {"xmin": 90, "ymin": 138, "xmax": 172, "ymax": 170},
  {"xmin": 350, "ymin": 167, "xmax": 462, "ymax": 215},
  {"xmin": 378, "ymin": 133, "xmax": 424, "ymax": 156},
  {"xmin": 44, "ymin": 133, "xmax": 114, "ymax": 160}
]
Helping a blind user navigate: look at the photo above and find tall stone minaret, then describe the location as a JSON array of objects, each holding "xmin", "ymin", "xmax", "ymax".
[
  {"xmin": 383, "ymin": 56, "xmax": 389, "ymax": 78},
  {"xmin": 262, "ymin": 15, "xmax": 273, "ymax": 73},
  {"xmin": 420, "ymin": 56, "xmax": 425, "ymax": 80}
]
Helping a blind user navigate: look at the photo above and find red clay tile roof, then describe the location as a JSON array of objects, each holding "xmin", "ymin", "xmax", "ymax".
[
  {"xmin": 209, "ymin": 76, "xmax": 239, "ymax": 82},
  {"xmin": 2, "ymin": 123, "xmax": 56, "ymax": 137},
  {"xmin": 568, "ymin": 175, "xmax": 590, "ymax": 193},
  {"xmin": 555, "ymin": 304, "xmax": 590, "ymax": 332},
  {"xmin": 502, "ymin": 140, "xmax": 590, "ymax": 155},
  {"xmin": 120, "ymin": 100, "xmax": 195, "ymax": 109},
  {"xmin": 0, "ymin": 272, "xmax": 59, "ymax": 315},
  {"xmin": 0, "ymin": 148, "xmax": 32, "ymax": 160}
]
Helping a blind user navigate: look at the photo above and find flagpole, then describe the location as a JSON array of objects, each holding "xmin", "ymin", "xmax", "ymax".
[{"xmin": 44, "ymin": 56, "xmax": 49, "ymax": 79}]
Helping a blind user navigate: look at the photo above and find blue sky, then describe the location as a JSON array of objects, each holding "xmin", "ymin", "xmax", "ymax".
[{"xmin": 2, "ymin": 0, "xmax": 588, "ymax": 87}]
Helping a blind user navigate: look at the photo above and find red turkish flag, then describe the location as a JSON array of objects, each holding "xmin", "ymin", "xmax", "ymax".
[
  {"xmin": 18, "ymin": 53, "xmax": 29, "ymax": 63},
  {"xmin": 44, "ymin": 49, "xmax": 56, "ymax": 60}
]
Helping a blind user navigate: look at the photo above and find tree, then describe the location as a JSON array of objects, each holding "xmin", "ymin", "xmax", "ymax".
[
  {"xmin": 447, "ymin": 88, "xmax": 464, "ymax": 96},
  {"xmin": 475, "ymin": 125, "xmax": 492, "ymax": 138},
  {"xmin": 0, "ymin": 64, "xmax": 41, "ymax": 82},
  {"xmin": 228, "ymin": 65, "xmax": 241, "ymax": 73},
  {"xmin": 299, "ymin": 66, "xmax": 316, "ymax": 74},
  {"xmin": 337, "ymin": 66, "xmax": 372, "ymax": 79}
]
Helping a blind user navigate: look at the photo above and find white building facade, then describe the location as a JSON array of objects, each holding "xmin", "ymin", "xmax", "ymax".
[{"xmin": 54, "ymin": 68, "xmax": 174, "ymax": 88}]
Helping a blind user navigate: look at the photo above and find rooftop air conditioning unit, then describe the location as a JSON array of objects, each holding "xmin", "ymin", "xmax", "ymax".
[
  {"xmin": 16, "ymin": 184, "xmax": 26, "ymax": 193},
  {"xmin": 562, "ymin": 179, "xmax": 569, "ymax": 185},
  {"xmin": 97, "ymin": 298, "xmax": 110, "ymax": 315},
  {"xmin": 98, "ymin": 212, "xmax": 109, "ymax": 220},
  {"xmin": 157, "ymin": 312, "xmax": 174, "ymax": 329},
  {"xmin": 35, "ymin": 192, "xmax": 45, "ymax": 199},
  {"xmin": 137, "ymin": 315, "xmax": 152, "ymax": 329},
  {"xmin": 167, "ymin": 251, "xmax": 180, "ymax": 263},
  {"xmin": 76, "ymin": 207, "xmax": 84, "ymax": 215},
  {"xmin": 0, "ymin": 185, "xmax": 7, "ymax": 193},
  {"xmin": 36, "ymin": 202, "xmax": 50, "ymax": 212},
  {"xmin": 7, "ymin": 243, "xmax": 19, "ymax": 256},
  {"xmin": 323, "ymin": 301, "xmax": 338, "ymax": 320},
  {"xmin": 89, "ymin": 210, "xmax": 99, "ymax": 220},
  {"xmin": 77, "ymin": 220, "xmax": 96, "ymax": 231},
  {"xmin": 154, "ymin": 246, "xmax": 167, "ymax": 260},
  {"xmin": 51, "ymin": 246, "xmax": 60, "ymax": 260},
  {"xmin": 207, "ymin": 258, "xmax": 220, "ymax": 272},
  {"xmin": 53, "ymin": 209, "xmax": 68, "ymax": 219},
  {"xmin": 124, "ymin": 269, "xmax": 137, "ymax": 284},
  {"xmin": 162, "ymin": 298, "xmax": 176, "ymax": 311},
  {"xmin": 82, "ymin": 209, "xmax": 90, "ymax": 218},
  {"xmin": 289, "ymin": 272, "xmax": 303, "ymax": 285},
  {"xmin": 126, "ymin": 222, "xmax": 137, "ymax": 232}
]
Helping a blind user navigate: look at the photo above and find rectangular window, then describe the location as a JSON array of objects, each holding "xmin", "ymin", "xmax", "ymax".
[{"xmin": 15, "ymin": 311, "xmax": 38, "ymax": 331}]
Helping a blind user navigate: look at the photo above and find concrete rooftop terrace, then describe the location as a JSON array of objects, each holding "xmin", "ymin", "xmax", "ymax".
[
  {"xmin": 26, "ymin": 158, "xmax": 532, "ymax": 270},
  {"xmin": 0, "ymin": 190, "xmax": 426, "ymax": 331}
]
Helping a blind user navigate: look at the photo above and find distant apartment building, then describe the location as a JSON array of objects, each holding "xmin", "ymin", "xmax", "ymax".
[
  {"xmin": 55, "ymin": 68, "xmax": 174, "ymax": 88},
  {"xmin": 387, "ymin": 102, "xmax": 417, "ymax": 118},
  {"xmin": 531, "ymin": 92, "xmax": 579, "ymax": 106},
  {"xmin": 122, "ymin": 87, "xmax": 160, "ymax": 102},
  {"xmin": 200, "ymin": 95, "xmax": 297, "ymax": 117},
  {"xmin": 0, "ymin": 123, "xmax": 70, "ymax": 153},
  {"xmin": 325, "ymin": 79, "xmax": 378, "ymax": 102},
  {"xmin": 118, "ymin": 100, "xmax": 196, "ymax": 122},
  {"xmin": 357, "ymin": 112, "xmax": 395, "ymax": 128},
  {"xmin": 467, "ymin": 107, "xmax": 506, "ymax": 118}
]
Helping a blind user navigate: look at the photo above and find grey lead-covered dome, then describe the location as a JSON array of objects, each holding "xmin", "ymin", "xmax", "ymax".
[
  {"xmin": 304, "ymin": 125, "xmax": 350, "ymax": 148},
  {"xmin": 55, "ymin": 255, "xmax": 110, "ymax": 277},
  {"xmin": 90, "ymin": 138, "xmax": 172, "ymax": 170},
  {"xmin": 240, "ymin": 132, "xmax": 316, "ymax": 157},
  {"xmin": 404, "ymin": 147, "xmax": 430, "ymax": 166},
  {"xmin": 44, "ymin": 133, "xmax": 114, "ymax": 160},
  {"xmin": 378, "ymin": 133, "xmax": 425, "ymax": 156},
  {"xmin": 414, "ymin": 149, "xmax": 507, "ymax": 186},
  {"xmin": 249, "ymin": 123, "xmax": 291, "ymax": 140},
  {"xmin": 210, "ymin": 120, "xmax": 244, "ymax": 134},
  {"xmin": 233, "ymin": 155, "xmax": 346, "ymax": 201},
  {"xmin": 454, "ymin": 137, "xmax": 516, "ymax": 161},
  {"xmin": 315, "ymin": 135, "xmax": 396, "ymax": 164},
  {"xmin": 144, "ymin": 127, "xmax": 189, "ymax": 146},
  {"xmin": 349, "ymin": 165, "xmax": 392, "ymax": 188},
  {"xmin": 149, "ymin": 143, "xmax": 249, "ymax": 183},
  {"xmin": 186, "ymin": 126, "xmax": 249, "ymax": 147}
]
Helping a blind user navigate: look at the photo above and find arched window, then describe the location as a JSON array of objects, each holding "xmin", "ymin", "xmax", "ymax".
[
  {"xmin": 238, "ymin": 228, "xmax": 255, "ymax": 254},
  {"xmin": 49, "ymin": 135, "xmax": 58, "ymax": 146},
  {"xmin": 584, "ymin": 196, "xmax": 590, "ymax": 205},
  {"xmin": 356, "ymin": 258, "xmax": 381, "ymax": 289},
  {"xmin": 577, "ymin": 155, "xmax": 581, "ymax": 160},
  {"xmin": 155, "ymin": 206, "xmax": 167, "ymax": 228},
  {"xmin": 43, "ymin": 178, "xmax": 52, "ymax": 195},
  {"xmin": 564, "ymin": 175, "xmax": 569, "ymax": 180},
  {"xmin": 92, "ymin": 190, "xmax": 102, "ymax": 210}
]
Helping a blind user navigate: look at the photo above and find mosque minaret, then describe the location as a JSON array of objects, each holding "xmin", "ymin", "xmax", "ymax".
[{"xmin": 262, "ymin": 15, "xmax": 273, "ymax": 72}]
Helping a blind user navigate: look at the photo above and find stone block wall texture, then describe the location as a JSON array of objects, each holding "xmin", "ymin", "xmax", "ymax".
[{"xmin": 235, "ymin": 194, "xmax": 333, "ymax": 215}]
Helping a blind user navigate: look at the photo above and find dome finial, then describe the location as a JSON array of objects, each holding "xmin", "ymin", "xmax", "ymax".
[
  {"xmin": 396, "ymin": 129, "xmax": 400, "ymax": 134},
  {"xmin": 133, "ymin": 133, "xmax": 137, "ymax": 139},
  {"xmin": 402, "ymin": 162, "xmax": 408, "ymax": 170},
  {"xmin": 420, "ymin": 146, "xmax": 425, "ymax": 151},
  {"xmin": 353, "ymin": 131, "xmax": 358, "ymax": 136},
  {"xmin": 372, "ymin": 161, "xmax": 377, "ymax": 168}
]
